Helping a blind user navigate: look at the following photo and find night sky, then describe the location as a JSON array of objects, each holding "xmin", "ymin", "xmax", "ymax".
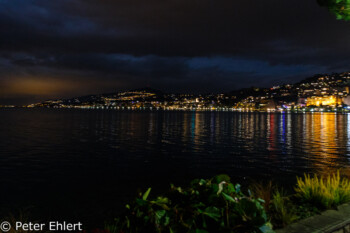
[{"xmin": 0, "ymin": 0, "xmax": 349, "ymax": 104}]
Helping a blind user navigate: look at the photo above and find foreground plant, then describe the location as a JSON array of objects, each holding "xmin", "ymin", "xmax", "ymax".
[
  {"xmin": 250, "ymin": 181, "xmax": 275, "ymax": 212},
  {"xmin": 270, "ymin": 190, "xmax": 298, "ymax": 228},
  {"xmin": 249, "ymin": 182, "xmax": 298, "ymax": 228},
  {"xmin": 295, "ymin": 171, "xmax": 350, "ymax": 209},
  {"xmin": 0, "ymin": 209, "xmax": 50, "ymax": 233},
  {"xmin": 318, "ymin": 0, "xmax": 350, "ymax": 20},
  {"xmin": 105, "ymin": 174, "xmax": 274, "ymax": 233}
]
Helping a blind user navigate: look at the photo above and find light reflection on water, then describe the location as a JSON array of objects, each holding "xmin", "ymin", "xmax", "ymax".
[{"xmin": 1, "ymin": 109, "xmax": 350, "ymax": 222}]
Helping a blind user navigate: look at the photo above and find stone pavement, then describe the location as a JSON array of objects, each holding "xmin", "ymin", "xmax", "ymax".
[{"xmin": 276, "ymin": 203, "xmax": 350, "ymax": 233}]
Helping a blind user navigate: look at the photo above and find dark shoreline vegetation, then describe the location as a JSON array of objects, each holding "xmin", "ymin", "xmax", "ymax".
[
  {"xmin": 2, "ymin": 170, "xmax": 350, "ymax": 233},
  {"xmin": 101, "ymin": 170, "xmax": 350, "ymax": 233}
]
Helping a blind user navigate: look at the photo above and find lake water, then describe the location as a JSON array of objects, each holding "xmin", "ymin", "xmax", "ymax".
[{"xmin": 1, "ymin": 109, "xmax": 350, "ymax": 226}]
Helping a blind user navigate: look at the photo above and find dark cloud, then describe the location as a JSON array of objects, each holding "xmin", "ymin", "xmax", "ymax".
[{"xmin": 0, "ymin": 0, "xmax": 349, "ymax": 104}]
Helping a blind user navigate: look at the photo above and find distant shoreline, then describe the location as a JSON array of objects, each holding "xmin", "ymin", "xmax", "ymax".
[{"xmin": 2, "ymin": 106, "xmax": 350, "ymax": 113}]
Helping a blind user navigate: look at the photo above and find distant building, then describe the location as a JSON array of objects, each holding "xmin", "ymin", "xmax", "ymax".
[
  {"xmin": 259, "ymin": 99, "xmax": 276, "ymax": 111},
  {"xmin": 297, "ymin": 98, "xmax": 307, "ymax": 107},
  {"xmin": 343, "ymin": 96, "xmax": 350, "ymax": 106},
  {"xmin": 306, "ymin": 96, "xmax": 341, "ymax": 107}
]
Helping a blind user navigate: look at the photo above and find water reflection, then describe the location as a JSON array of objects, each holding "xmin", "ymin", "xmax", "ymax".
[
  {"xmin": 152, "ymin": 112, "xmax": 350, "ymax": 176},
  {"xmin": 2, "ymin": 109, "xmax": 350, "ymax": 222}
]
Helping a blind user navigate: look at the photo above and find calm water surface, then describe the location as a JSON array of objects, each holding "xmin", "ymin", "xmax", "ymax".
[{"xmin": 1, "ymin": 109, "xmax": 350, "ymax": 224}]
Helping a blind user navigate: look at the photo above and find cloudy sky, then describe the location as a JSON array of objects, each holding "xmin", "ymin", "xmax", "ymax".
[{"xmin": 0, "ymin": 0, "xmax": 349, "ymax": 104}]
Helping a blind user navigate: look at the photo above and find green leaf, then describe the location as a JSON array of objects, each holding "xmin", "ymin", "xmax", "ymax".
[
  {"xmin": 142, "ymin": 187, "xmax": 151, "ymax": 200},
  {"xmin": 164, "ymin": 215, "xmax": 170, "ymax": 226},
  {"xmin": 211, "ymin": 183, "xmax": 219, "ymax": 194},
  {"xmin": 214, "ymin": 174, "xmax": 231, "ymax": 183},
  {"xmin": 125, "ymin": 216, "xmax": 130, "ymax": 229},
  {"xmin": 227, "ymin": 183, "xmax": 236, "ymax": 194},
  {"xmin": 136, "ymin": 209, "xmax": 144, "ymax": 218},
  {"xmin": 203, "ymin": 206, "xmax": 221, "ymax": 221},
  {"xmin": 199, "ymin": 179, "xmax": 206, "ymax": 186},
  {"xmin": 155, "ymin": 210, "xmax": 167, "ymax": 225},
  {"xmin": 217, "ymin": 181, "xmax": 226, "ymax": 195},
  {"xmin": 136, "ymin": 198, "xmax": 147, "ymax": 206},
  {"xmin": 222, "ymin": 192, "xmax": 236, "ymax": 202},
  {"xmin": 202, "ymin": 215, "xmax": 207, "ymax": 228},
  {"xmin": 195, "ymin": 230, "xmax": 209, "ymax": 233},
  {"xmin": 155, "ymin": 196, "xmax": 169, "ymax": 204},
  {"xmin": 259, "ymin": 223, "xmax": 275, "ymax": 233}
]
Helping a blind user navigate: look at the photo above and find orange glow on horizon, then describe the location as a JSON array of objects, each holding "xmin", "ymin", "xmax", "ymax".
[{"xmin": 0, "ymin": 76, "xmax": 125, "ymax": 101}]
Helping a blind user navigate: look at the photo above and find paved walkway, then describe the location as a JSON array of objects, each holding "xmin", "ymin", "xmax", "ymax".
[{"xmin": 276, "ymin": 203, "xmax": 350, "ymax": 233}]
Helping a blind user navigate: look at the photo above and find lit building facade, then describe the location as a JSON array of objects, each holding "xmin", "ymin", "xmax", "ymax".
[{"xmin": 306, "ymin": 96, "xmax": 342, "ymax": 107}]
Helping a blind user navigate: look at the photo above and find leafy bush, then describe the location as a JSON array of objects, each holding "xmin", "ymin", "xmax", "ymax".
[
  {"xmin": 105, "ymin": 175, "xmax": 274, "ymax": 233},
  {"xmin": 101, "ymin": 171, "xmax": 350, "ymax": 232},
  {"xmin": 318, "ymin": 0, "xmax": 350, "ymax": 20},
  {"xmin": 270, "ymin": 190, "xmax": 298, "ymax": 228},
  {"xmin": 294, "ymin": 202, "xmax": 320, "ymax": 220},
  {"xmin": 250, "ymin": 181, "xmax": 275, "ymax": 212},
  {"xmin": 295, "ymin": 171, "xmax": 350, "ymax": 209}
]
